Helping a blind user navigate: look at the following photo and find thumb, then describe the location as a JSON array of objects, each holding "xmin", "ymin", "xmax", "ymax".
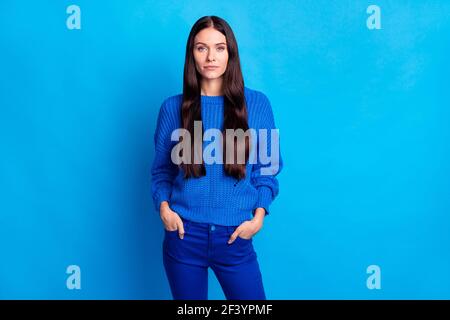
[
  {"xmin": 228, "ymin": 229, "xmax": 240, "ymax": 244},
  {"xmin": 178, "ymin": 220, "xmax": 185, "ymax": 239}
]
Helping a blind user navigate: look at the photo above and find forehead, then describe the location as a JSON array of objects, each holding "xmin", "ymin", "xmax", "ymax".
[{"xmin": 194, "ymin": 27, "xmax": 226, "ymax": 44}]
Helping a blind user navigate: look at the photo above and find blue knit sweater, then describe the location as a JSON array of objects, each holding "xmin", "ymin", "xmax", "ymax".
[{"xmin": 151, "ymin": 87, "xmax": 283, "ymax": 226}]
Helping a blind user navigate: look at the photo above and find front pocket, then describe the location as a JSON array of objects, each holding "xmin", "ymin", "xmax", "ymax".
[
  {"xmin": 237, "ymin": 234, "xmax": 253, "ymax": 242},
  {"xmin": 229, "ymin": 227, "xmax": 253, "ymax": 243},
  {"xmin": 164, "ymin": 228, "xmax": 179, "ymax": 236}
]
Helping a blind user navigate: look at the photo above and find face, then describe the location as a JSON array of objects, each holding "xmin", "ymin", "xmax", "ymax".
[{"xmin": 193, "ymin": 27, "xmax": 229, "ymax": 80}]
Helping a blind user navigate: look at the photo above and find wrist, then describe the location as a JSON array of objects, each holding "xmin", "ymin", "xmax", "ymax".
[
  {"xmin": 252, "ymin": 208, "xmax": 266, "ymax": 224},
  {"xmin": 160, "ymin": 201, "xmax": 169, "ymax": 214}
]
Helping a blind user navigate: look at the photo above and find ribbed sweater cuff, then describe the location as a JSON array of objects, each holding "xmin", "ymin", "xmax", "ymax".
[
  {"xmin": 254, "ymin": 186, "xmax": 273, "ymax": 216},
  {"xmin": 153, "ymin": 189, "xmax": 172, "ymax": 212}
]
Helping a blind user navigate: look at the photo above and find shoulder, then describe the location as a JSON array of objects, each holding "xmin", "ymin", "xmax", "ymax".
[
  {"xmin": 244, "ymin": 87, "xmax": 277, "ymax": 128},
  {"xmin": 158, "ymin": 93, "xmax": 183, "ymax": 118},
  {"xmin": 244, "ymin": 86, "xmax": 272, "ymax": 113},
  {"xmin": 244, "ymin": 86, "xmax": 271, "ymax": 105},
  {"xmin": 160, "ymin": 93, "xmax": 183, "ymax": 111},
  {"xmin": 156, "ymin": 93, "xmax": 182, "ymax": 126}
]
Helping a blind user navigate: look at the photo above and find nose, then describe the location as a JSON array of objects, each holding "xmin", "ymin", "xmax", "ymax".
[{"xmin": 207, "ymin": 52, "xmax": 215, "ymax": 62}]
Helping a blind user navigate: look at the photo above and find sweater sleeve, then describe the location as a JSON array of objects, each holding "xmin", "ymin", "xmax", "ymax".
[
  {"xmin": 151, "ymin": 99, "xmax": 179, "ymax": 212},
  {"xmin": 250, "ymin": 94, "xmax": 283, "ymax": 216}
]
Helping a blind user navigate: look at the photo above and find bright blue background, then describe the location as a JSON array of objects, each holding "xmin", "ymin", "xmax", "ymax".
[{"xmin": 1, "ymin": 0, "xmax": 449, "ymax": 299}]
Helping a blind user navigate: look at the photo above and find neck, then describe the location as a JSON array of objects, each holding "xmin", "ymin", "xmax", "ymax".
[{"xmin": 200, "ymin": 78, "xmax": 223, "ymax": 96}]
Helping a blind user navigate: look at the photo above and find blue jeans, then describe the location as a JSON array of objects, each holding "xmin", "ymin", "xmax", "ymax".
[{"xmin": 162, "ymin": 216, "xmax": 266, "ymax": 300}]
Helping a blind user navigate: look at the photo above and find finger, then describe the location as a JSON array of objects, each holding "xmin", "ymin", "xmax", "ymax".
[
  {"xmin": 228, "ymin": 232, "xmax": 239, "ymax": 244},
  {"xmin": 178, "ymin": 221, "xmax": 185, "ymax": 239}
]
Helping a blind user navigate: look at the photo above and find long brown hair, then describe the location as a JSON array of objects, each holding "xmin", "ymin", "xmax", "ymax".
[{"xmin": 180, "ymin": 15, "xmax": 250, "ymax": 180}]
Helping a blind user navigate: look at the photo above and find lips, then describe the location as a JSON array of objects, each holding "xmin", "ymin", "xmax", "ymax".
[{"xmin": 204, "ymin": 66, "xmax": 219, "ymax": 69}]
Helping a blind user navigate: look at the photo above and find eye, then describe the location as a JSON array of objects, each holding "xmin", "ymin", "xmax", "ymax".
[
  {"xmin": 217, "ymin": 46, "xmax": 226, "ymax": 52},
  {"xmin": 197, "ymin": 46, "xmax": 207, "ymax": 52}
]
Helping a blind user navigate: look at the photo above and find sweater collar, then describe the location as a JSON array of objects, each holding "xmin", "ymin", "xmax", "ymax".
[{"xmin": 201, "ymin": 94, "xmax": 224, "ymax": 105}]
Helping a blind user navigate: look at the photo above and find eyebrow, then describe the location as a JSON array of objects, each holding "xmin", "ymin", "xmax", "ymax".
[{"xmin": 194, "ymin": 42, "xmax": 227, "ymax": 46}]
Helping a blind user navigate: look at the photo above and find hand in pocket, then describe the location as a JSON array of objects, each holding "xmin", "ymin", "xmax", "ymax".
[{"xmin": 159, "ymin": 201, "xmax": 185, "ymax": 239}]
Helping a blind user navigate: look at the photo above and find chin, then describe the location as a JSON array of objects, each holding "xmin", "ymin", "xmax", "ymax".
[{"xmin": 201, "ymin": 72, "xmax": 225, "ymax": 80}]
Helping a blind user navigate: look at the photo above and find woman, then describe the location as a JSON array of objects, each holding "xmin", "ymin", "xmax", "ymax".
[{"xmin": 151, "ymin": 15, "xmax": 283, "ymax": 300}]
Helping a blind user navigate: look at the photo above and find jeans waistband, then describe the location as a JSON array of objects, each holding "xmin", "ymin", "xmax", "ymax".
[{"xmin": 180, "ymin": 215, "xmax": 238, "ymax": 233}]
